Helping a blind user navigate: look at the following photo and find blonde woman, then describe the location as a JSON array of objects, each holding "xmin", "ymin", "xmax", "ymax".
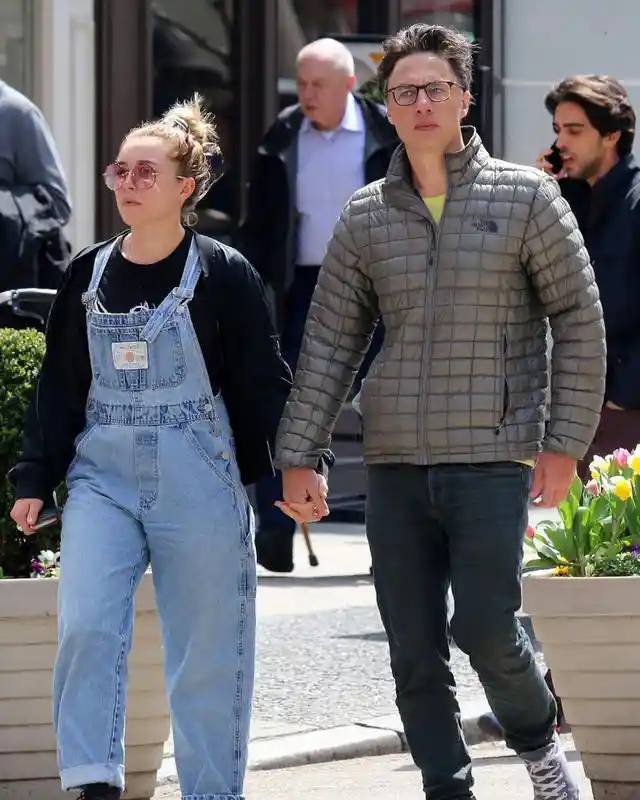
[{"xmin": 10, "ymin": 94, "xmax": 330, "ymax": 800}]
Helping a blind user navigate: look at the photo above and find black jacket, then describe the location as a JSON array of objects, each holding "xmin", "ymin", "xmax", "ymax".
[
  {"xmin": 9, "ymin": 233, "xmax": 332, "ymax": 501},
  {"xmin": 559, "ymin": 157, "xmax": 640, "ymax": 409},
  {"xmin": 235, "ymin": 94, "xmax": 398, "ymax": 329}
]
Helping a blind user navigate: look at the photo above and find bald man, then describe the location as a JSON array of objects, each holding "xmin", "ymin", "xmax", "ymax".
[{"xmin": 237, "ymin": 38, "xmax": 398, "ymax": 573}]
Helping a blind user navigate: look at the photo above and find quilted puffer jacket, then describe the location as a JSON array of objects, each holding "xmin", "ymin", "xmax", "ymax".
[{"xmin": 274, "ymin": 128, "xmax": 606, "ymax": 469}]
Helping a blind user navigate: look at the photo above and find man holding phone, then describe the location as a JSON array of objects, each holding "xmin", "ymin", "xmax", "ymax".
[
  {"xmin": 536, "ymin": 75, "xmax": 640, "ymax": 474},
  {"xmin": 477, "ymin": 75, "xmax": 640, "ymax": 741}
]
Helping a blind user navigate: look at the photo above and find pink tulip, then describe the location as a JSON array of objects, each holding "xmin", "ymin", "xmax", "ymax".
[
  {"xmin": 613, "ymin": 448, "xmax": 631, "ymax": 468},
  {"xmin": 525, "ymin": 524, "xmax": 535, "ymax": 539},
  {"xmin": 585, "ymin": 479, "xmax": 600, "ymax": 496}
]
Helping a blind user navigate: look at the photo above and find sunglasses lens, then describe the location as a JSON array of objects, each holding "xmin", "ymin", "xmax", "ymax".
[
  {"xmin": 132, "ymin": 163, "xmax": 156, "ymax": 190},
  {"xmin": 103, "ymin": 164, "xmax": 123, "ymax": 191}
]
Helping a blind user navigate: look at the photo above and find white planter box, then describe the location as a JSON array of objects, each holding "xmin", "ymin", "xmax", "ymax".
[
  {"xmin": 523, "ymin": 571, "xmax": 640, "ymax": 800},
  {"xmin": 0, "ymin": 572, "xmax": 169, "ymax": 800}
]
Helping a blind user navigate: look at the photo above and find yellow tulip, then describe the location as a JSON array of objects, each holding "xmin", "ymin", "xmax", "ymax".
[
  {"xmin": 611, "ymin": 476, "xmax": 633, "ymax": 501},
  {"xmin": 629, "ymin": 452, "xmax": 640, "ymax": 475},
  {"xmin": 553, "ymin": 566, "xmax": 569, "ymax": 577}
]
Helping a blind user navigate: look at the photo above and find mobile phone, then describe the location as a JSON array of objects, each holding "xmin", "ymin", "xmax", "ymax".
[
  {"xmin": 31, "ymin": 506, "xmax": 59, "ymax": 531},
  {"xmin": 31, "ymin": 491, "xmax": 60, "ymax": 531},
  {"xmin": 547, "ymin": 141, "xmax": 564, "ymax": 175}
]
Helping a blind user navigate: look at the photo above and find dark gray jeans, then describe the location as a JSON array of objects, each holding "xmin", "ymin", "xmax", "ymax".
[{"xmin": 366, "ymin": 463, "xmax": 556, "ymax": 800}]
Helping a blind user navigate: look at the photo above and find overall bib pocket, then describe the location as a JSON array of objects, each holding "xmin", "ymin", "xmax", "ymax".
[{"xmin": 90, "ymin": 323, "xmax": 186, "ymax": 391}]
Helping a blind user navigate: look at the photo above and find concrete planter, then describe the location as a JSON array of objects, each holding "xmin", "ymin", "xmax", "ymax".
[
  {"xmin": 523, "ymin": 571, "xmax": 640, "ymax": 800},
  {"xmin": 0, "ymin": 572, "xmax": 169, "ymax": 800}
]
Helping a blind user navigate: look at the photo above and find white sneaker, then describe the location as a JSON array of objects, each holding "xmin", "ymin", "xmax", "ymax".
[{"xmin": 521, "ymin": 732, "xmax": 579, "ymax": 799}]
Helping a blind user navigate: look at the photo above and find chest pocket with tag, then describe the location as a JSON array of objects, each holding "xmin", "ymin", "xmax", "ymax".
[{"xmin": 89, "ymin": 322, "xmax": 186, "ymax": 391}]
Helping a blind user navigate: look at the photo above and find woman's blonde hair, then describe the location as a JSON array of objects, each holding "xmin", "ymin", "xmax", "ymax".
[{"xmin": 125, "ymin": 92, "xmax": 222, "ymax": 224}]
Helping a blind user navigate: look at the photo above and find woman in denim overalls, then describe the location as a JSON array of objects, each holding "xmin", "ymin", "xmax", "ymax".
[{"xmin": 10, "ymin": 95, "xmax": 298, "ymax": 800}]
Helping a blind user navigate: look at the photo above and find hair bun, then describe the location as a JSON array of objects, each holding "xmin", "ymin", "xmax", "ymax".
[{"xmin": 162, "ymin": 92, "xmax": 218, "ymax": 149}]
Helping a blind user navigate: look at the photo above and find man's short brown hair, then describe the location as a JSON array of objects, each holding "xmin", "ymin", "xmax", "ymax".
[
  {"xmin": 377, "ymin": 24, "xmax": 474, "ymax": 92},
  {"xmin": 545, "ymin": 75, "xmax": 636, "ymax": 155}
]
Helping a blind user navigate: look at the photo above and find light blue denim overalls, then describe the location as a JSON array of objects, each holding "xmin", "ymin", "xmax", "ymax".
[{"xmin": 53, "ymin": 236, "xmax": 256, "ymax": 800}]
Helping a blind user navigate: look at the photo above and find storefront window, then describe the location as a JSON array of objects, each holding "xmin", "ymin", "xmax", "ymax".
[
  {"xmin": 152, "ymin": 0, "xmax": 236, "ymax": 237},
  {"xmin": 0, "ymin": 0, "xmax": 33, "ymax": 96},
  {"xmin": 400, "ymin": 0, "xmax": 474, "ymax": 39},
  {"xmin": 278, "ymin": 0, "xmax": 358, "ymax": 106}
]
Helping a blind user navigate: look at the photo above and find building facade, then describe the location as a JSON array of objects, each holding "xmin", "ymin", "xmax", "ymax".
[
  {"xmin": 93, "ymin": 0, "xmax": 490, "ymax": 244},
  {"xmin": 6, "ymin": 1, "xmax": 488, "ymax": 251},
  {"xmin": 13, "ymin": 1, "xmax": 640, "ymax": 256},
  {"xmin": 0, "ymin": 0, "xmax": 95, "ymax": 252}
]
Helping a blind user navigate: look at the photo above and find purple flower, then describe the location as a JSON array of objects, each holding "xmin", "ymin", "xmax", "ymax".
[{"xmin": 629, "ymin": 544, "xmax": 640, "ymax": 559}]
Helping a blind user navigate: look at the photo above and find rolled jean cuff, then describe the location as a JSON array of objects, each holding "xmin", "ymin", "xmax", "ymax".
[
  {"xmin": 60, "ymin": 762, "xmax": 124, "ymax": 792},
  {"xmin": 183, "ymin": 795, "xmax": 246, "ymax": 800}
]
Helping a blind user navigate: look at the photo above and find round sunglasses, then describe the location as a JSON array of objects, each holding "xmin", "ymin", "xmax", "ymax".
[{"xmin": 103, "ymin": 161, "xmax": 187, "ymax": 191}]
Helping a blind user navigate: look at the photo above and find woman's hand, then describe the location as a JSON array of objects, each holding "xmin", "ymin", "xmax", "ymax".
[
  {"xmin": 10, "ymin": 498, "xmax": 44, "ymax": 535},
  {"xmin": 275, "ymin": 467, "xmax": 330, "ymax": 524}
]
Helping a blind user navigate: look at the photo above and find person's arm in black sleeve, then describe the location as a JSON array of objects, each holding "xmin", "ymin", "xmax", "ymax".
[
  {"xmin": 221, "ymin": 252, "xmax": 334, "ymax": 477},
  {"xmin": 8, "ymin": 259, "xmax": 92, "ymax": 501}
]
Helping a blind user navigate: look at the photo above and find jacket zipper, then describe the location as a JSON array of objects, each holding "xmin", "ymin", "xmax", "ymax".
[
  {"xmin": 496, "ymin": 329, "xmax": 509, "ymax": 434},
  {"xmin": 418, "ymin": 195, "xmax": 447, "ymax": 463}
]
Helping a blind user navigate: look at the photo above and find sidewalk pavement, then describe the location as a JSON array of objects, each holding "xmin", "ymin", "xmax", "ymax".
[
  {"xmin": 154, "ymin": 738, "xmax": 592, "ymax": 799},
  {"xmin": 157, "ymin": 506, "xmax": 559, "ymax": 785},
  {"xmin": 157, "ymin": 699, "xmax": 497, "ymax": 782}
]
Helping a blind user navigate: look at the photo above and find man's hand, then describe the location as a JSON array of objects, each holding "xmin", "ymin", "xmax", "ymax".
[
  {"xmin": 275, "ymin": 467, "xmax": 329, "ymax": 524},
  {"xmin": 530, "ymin": 452, "xmax": 577, "ymax": 508},
  {"xmin": 535, "ymin": 149, "xmax": 565, "ymax": 178}
]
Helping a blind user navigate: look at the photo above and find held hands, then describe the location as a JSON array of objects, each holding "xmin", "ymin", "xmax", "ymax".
[
  {"xmin": 530, "ymin": 452, "xmax": 577, "ymax": 508},
  {"xmin": 275, "ymin": 467, "xmax": 330, "ymax": 524},
  {"xmin": 10, "ymin": 498, "xmax": 44, "ymax": 535}
]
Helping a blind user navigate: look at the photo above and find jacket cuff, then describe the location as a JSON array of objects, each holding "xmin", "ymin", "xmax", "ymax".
[
  {"xmin": 275, "ymin": 448, "xmax": 335, "ymax": 474},
  {"xmin": 6, "ymin": 464, "xmax": 54, "ymax": 503},
  {"xmin": 314, "ymin": 450, "xmax": 336, "ymax": 479},
  {"xmin": 541, "ymin": 435, "xmax": 587, "ymax": 462}
]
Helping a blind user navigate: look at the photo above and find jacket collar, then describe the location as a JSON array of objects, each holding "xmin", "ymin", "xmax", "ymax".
[
  {"xmin": 590, "ymin": 154, "xmax": 639, "ymax": 202},
  {"xmin": 260, "ymin": 94, "xmax": 396, "ymax": 158},
  {"xmin": 588, "ymin": 154, "xmax": 640, "ymax": 227},
  {"xmin": 385, "ymin": 126, "xmax": 490, "ymax": 192}
]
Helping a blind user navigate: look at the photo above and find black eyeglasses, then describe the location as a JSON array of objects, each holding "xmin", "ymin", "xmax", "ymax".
[{"xmin": 386, "ymin": 81, "xmax": 461, "ymax": 106}]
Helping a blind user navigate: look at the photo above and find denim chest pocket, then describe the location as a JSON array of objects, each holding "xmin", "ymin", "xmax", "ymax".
[{"xmin": 90, "ymin": 323, "xmax": 186, "ymax": 391}]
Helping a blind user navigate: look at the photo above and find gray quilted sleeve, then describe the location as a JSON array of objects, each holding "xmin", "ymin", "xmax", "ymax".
[
  {"xmin": 274, "ymin": 207, "xmax": 378, "ymax": 469},
  {"xmin": 523, "ymin": 176, "xmax": 606, "ymax": 460}
]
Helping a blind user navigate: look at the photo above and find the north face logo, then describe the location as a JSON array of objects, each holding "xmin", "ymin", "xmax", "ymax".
[{"xmin": 472, "ymin": 218, "xmax": 498, "ymax": 233}]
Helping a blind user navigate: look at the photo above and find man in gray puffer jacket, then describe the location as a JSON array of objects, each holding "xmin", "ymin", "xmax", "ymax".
[{"xmin": 273, "ymin": 23, "xmax": 605, "ymax": 800}]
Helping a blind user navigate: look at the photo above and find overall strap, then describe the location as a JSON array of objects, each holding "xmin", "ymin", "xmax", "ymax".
[
  {"xmin": 140, "ymin": 236, "xmax": 202, "ymax": 343},
  {"xmin": 81, "ymin": 237, "xmax": 121, "ymax": 310}
]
